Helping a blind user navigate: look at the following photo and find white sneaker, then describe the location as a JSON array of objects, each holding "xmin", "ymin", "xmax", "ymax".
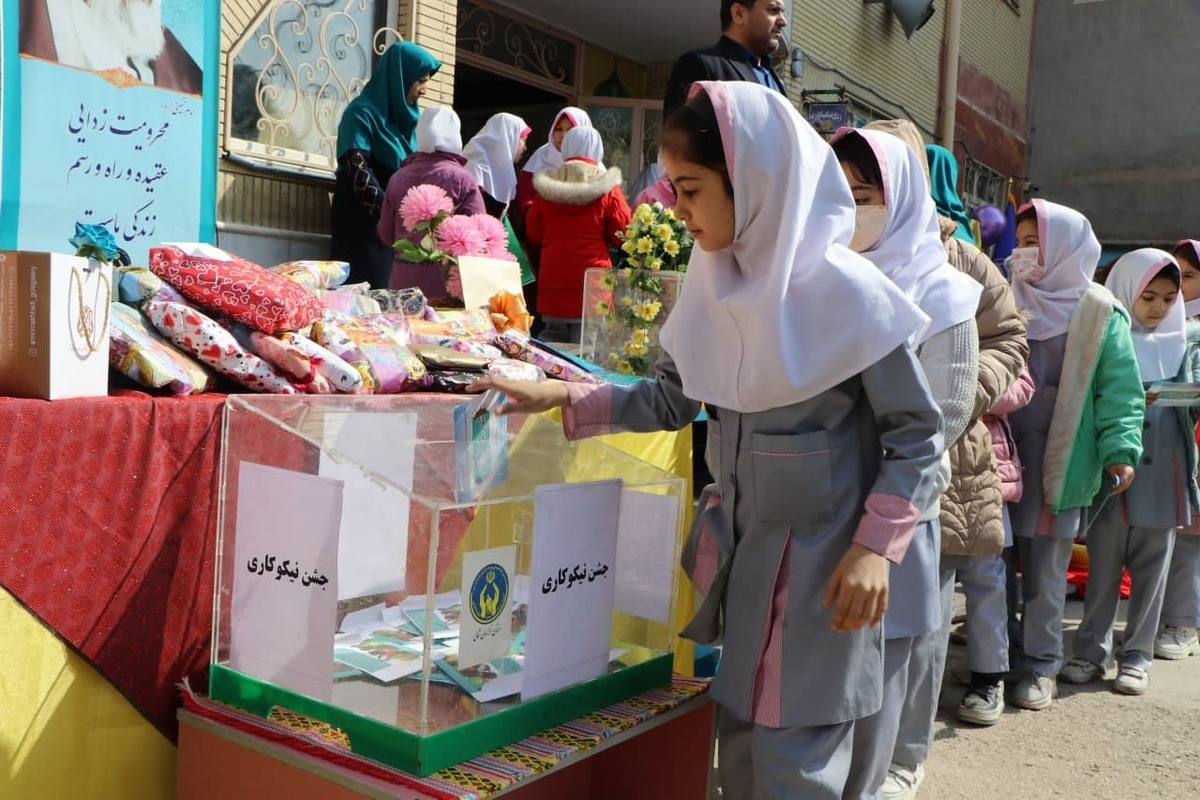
[
  {"xmin": 881, "ymin": 762, "xmax": 925, "ymax": 800},
  {"xmin": 1153, "ymin": 626, "xmax": 1200, "ymax": 660},
  {"xmin": 1112, "ymin": 665, "xmax": 1149, "ymax": 695}
]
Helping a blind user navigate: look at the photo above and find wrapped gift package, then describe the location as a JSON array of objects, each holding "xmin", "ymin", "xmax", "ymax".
[{"xmin": 211, "ymin": 395, "xmax": 687, "ymax": 775}]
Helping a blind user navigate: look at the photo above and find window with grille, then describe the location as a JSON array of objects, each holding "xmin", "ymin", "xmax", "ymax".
[{"xmin": 224, "ymin": 0, "xmax": 399, "ymax": 176}]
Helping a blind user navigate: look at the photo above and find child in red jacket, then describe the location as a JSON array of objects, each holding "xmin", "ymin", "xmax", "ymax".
[{"xmin": 527, "ymin": 127, "xmax": 631, "ymax": 342}]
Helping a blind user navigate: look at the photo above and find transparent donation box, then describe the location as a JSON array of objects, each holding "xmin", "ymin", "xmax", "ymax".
[{"xmin": 211, "ymin": 394, "xmax": 687, "ymax": 775}]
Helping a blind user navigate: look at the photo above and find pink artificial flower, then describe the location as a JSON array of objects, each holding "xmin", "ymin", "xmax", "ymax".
[
  {"xmin": 486, "ymin": 244, "xmax": 517, "ymax": 262},
  {"xmin": 400, "ymin": 184, "xmax": 454, "ymax": 231},
  {"xmin": 472, "ymin": 214, "xmax": 510, "ymax": 251},
  {"xmin": 435, "ymin": 214, "xmax": 488, "ymax": 257}
]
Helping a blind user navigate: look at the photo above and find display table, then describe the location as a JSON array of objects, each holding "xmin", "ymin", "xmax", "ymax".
[
  {"xmin": 176, "ymin": 676, "xmax": 714, "ymax": 800},
  {"xmin": 0, "ymin": 390, "xmax": 695, "ymax": 799}
]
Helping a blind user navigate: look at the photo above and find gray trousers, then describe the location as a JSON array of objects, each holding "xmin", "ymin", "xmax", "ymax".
[
  {"xmin": 1074, "ymin": 522, "xmax": 1175, "ymax": 671},
  {"xmin": 718, "ymin": 705, "xmax": 856, "ymax": 800},
  {"xmin": 845, "ymin": 567, "xmax": 952, "ymax": 797},
  {"xmin": 944, "ymin": 553, "xmax": 1011, "ymax": 674},
  {"xmin": 1162, "ymin": 533, "xmax": 1200, "ymax": 628},
  {"xmin": 1012, "ymin": 534, "xmax": 1075, "ymax": 675}
]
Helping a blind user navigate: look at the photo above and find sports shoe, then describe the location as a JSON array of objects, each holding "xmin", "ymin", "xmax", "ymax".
[
  {"xmin": 1112, "ymin": 665, "xmax": 1149, "ymax": 695},
  {"xmin": 1011, "ymin": 672, "xmax": 1057, "ymax": 710},
  {"xmin": 958, "ymin": 680, "xmax": 1004, "ymax": 726},
  {"xmin": 1058, "ymin": 657, "xmax": 1104, "ymax": 685},
  {"xmin": 881, "ymin": 762, "xmax": 925, "ymax": 800},
  {"xmin": 1154, "ymin": 626, "xmax": 1200, "ymax": 660}
]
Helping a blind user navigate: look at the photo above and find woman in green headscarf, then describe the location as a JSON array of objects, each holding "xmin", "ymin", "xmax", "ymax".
[
  {"xmin": 925, "ymin": 144, "xmax": 977, "ymax": 246},
  {"xmin": 332, "ymin": 41, "xmax": 441, "ymax": 288}
]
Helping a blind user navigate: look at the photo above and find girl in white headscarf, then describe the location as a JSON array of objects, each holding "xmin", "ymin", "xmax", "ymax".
[
  {"xmin": 378, "ymin": 106, "xmax": 486, "ymax": 297},
  {"xmin": 512, "ymin": 106, "xmax": 593, "ymax": 224},
  {"xmin": 1159, "ymin": 237, "xmax": 1200, "ymax": 662},
  {"xmin": 526, "ymin": 127, "xmax": 629, "ymax": 340},
  {"xmin": 473, "ymin": 81, "xmax": 946, "ymax": 797},
  {"xmin": 1000, "ymin": 199, "xmax": 1144, "ymax": 710},
  {"xmin": 464, "ymin": 112, "xmax": 532, "ymax": 217},
  {"xmin": 1062, "ymin": 249, "xmax": 1200, "ymax": 696},
  {"xmin": 830, "ymin": 126, "xmax": 981, "ymax": 798}
]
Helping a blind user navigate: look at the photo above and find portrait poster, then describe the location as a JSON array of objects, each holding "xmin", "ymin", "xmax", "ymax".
[{"xmin": 2, "ymin": 0, "xmax": 219, "ymax": 262}]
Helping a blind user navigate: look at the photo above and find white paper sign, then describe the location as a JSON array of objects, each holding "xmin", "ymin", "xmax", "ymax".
[
  {"xmin": 522, "ymin": 480, "xmax": 622, "ymax": 700},
  {"xmin": 458, "ymin": 546, "xmax": 517, "ymax": 669},
  {"xmin": 615, "ymin": 489, "xmax": 680, "ymax": 623},
  {"xmin": 456, "ymin": 255, "xmax": 524, "ymax": 310},
  {"xmin": 230, "ymin": 462, "xmax": 343, "ymax": 702},
  {"xmin": 318, "ymin": 412, "xmax": 417, "ymax": 600}
]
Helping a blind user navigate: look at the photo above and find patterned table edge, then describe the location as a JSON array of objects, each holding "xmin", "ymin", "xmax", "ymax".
[{"xmin": 180, "ymin": 674, "xmax": 712, "ymax": 800}]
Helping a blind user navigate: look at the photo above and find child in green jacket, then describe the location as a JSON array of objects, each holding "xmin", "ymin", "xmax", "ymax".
[{"xmin": 1003, "ymin": 199, "xmax": 1145, "ymax": 711}]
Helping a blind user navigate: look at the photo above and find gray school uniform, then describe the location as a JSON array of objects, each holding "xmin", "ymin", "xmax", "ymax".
[
  {"xmin": 573, "ymin": 347, "xmax": 943, "ymax": 796},
  {"xmin": 1006, "ymin": 335, "xmax": 1080, "ymax": 676},
  {"xmin": 1074, "ymin": 398, "xmax": 1195, "ymax": 670},
  {"xmin": 1162, "ymin": 534, "xmax": 1200, "ymax": 628},
  {"xmin": 1009, "ymin": 335, "xmax": 1082, "ymax": 541}
]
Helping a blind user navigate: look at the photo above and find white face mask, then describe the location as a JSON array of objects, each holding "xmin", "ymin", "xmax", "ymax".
[
  {"xmin": 850, "ymin": 205, "xmax": 887, "ymax": 253},
  {"xmin": 1005, "ymin": 246, "xmax": 1044, "ymax": 283}
]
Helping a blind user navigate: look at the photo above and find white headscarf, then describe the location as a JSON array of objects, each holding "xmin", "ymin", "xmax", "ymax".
[
  {"xmin": 1011, "ymin": 199, "xmax": 1101, "ymax": 341},
  {"xmin": 521, "ymin": 107, "xmax": 593, "ymax": 174},
  {"xmin": 658, "ymin": 82, "xmax": 931, "ymax": 414},
  {"xmin": 560, "ymin": 127, "xmax": 605, "ymax": 165},
  {"xmin": 1106, "ymin": 248, "xmax": 1187, "ymax": 382},
  {"xmin": 1175, "ymin": 240, "xmax": 1200, "ymax": 318},
  {"xmin": 464, "ymin": 113, "xmax": 530, "ymax": 204},
  {"xmin": 416, "ymin": 106, "xmax": 463, "ymax": 155},
  {"xmin": 832, "ymin": 128, "xmax": 981, "ymax": 345}
]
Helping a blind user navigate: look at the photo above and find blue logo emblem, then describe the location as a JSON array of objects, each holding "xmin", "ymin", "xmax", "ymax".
[{"xmin": 469, "ymin": 563, "xmax": 509, "ymax": 625}]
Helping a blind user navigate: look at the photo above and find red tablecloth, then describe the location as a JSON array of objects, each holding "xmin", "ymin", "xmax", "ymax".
[
  {"xmin": 0, "ymin": 389, "xmax": 480, "ymax": 740},
  {"xmin": 1, "ymin": 390, "xmax": 226, "ymax": 738}
]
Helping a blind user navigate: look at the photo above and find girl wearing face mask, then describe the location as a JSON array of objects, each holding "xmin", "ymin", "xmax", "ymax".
[
  {"xmin": 1155, "ymin": 238, "xmax": 1200, "ymax": 662},
  {"xmin": 473, "ymin": 82, "xmax": 945, "ymax": 798},
  {"xmin": 1002, "ymin": 200, "xmax": 1144, "ymax": 710},
  {"xmin": 1059, "ymin": 250, "xmax": 1200, "ymax": 695},
  {"xmin": 830, "ymin": 127, "xmax": 982, "ymax": 799}
]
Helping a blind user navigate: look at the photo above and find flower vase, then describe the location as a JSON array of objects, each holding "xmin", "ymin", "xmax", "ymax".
[{"xmin": 580, "ymin": 267, "xmax": 683, "ymax": 377}]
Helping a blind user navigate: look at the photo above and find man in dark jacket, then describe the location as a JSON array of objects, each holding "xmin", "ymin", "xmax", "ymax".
[{"xmin": 662, "ymin": 0, "xmax": 788, "ymax": 117}]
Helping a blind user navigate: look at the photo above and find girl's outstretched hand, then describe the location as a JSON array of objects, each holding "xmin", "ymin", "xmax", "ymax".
[
  {"xmin": 468, "ymin": 377, "xmax": 571, "ymax": 415},
  {"xmin": 823, "ymin": 543, "xmax": 889, "ymax": 632}
]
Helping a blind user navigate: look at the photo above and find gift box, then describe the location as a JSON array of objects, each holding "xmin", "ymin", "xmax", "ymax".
[{"xmin": 0, "ymin": 251, "xmax": 112, "ymax": 399}]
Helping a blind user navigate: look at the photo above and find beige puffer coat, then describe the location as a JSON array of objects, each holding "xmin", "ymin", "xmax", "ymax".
[{"xmin": 939, "ymin": 218, "xmax": 1029, "ymax": 556}]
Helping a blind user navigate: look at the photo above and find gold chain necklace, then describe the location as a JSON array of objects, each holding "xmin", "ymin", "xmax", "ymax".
[{"xmin": 70, "ymin": 265, "xmax": 112, "ymax": 354}]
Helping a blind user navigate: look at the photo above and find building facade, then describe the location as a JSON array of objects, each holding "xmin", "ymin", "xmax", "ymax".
[{"xmin": 1027, "ymin": 0, "xmax": 1199, "ymax": 248}]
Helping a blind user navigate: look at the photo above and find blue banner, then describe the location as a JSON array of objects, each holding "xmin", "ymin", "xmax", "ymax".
[{"xmin": 2, "ymin": 0, "xmax": 219, "ymax": 263}]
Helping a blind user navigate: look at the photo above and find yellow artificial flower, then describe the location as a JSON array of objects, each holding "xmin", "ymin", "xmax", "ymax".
[
  {"xmin": 636, "ymin": 237, "xmax": 654, "ymax": 254},
  {"xmin": 636, "ymin": 206, "xmax": 655, "ymax": 225},
  {"xmin": 594, "ymin": 301, "xmax": 612, "ymax": 317},
  {"xmin": 617, "ymin": 360, "xmax": 633, "ymax": 375},
  {"xmin": 664, "ymin": 208, "xmax": 677, "ymax": 221},
  {"xmin": 621, "ymin": 239, "xmax": 637, "ymax": 255},
  {"xmin": 631, "ymin": 328, "xmax": 650, "ymax": 346},
  {"xmin": 633, "ymin": 300, "xmax": 663, "ymax": 322},
  {"xmin": 625, "ymin": 341, "xmax": 649, "ymax": 358},
  {"xmin": 620, "ymin": 295, "xmax": 635, "ymax": 308},
  {"xmin": 608, "ymin": 353, "xmax": 620, "ymax": 365},
  {"xmin": 664, "ymin": 239, "xmax": 681, "ymax": 256},
  {"xmin": 656, "ymin": 224, "xmax": 674, "ymax": 241},
  {"xmin": 600, "ymin": 272, "xmax": 618, "ymax": 290},
  {"xmin": 648, "ymin": 258, "xmax": 663, "ymax": 271}
]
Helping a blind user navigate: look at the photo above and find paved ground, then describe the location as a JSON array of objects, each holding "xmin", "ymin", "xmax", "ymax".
[
  {"xmin": 924, "ymin": 594, "xmax": 1200, "ymax": 799},
  {"xmin": 708, "ymin": 590, "xmax": 1200, "ymax": 799}
]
